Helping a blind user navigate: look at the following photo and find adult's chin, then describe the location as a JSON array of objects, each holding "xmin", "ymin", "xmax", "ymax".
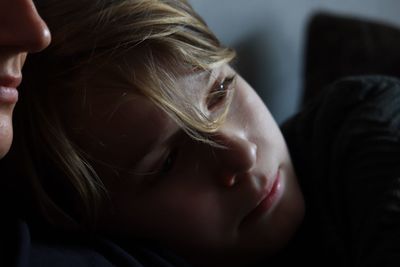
[{"xmin": 0, "ymin": 109, "xmax": 14, "ymax": 159}]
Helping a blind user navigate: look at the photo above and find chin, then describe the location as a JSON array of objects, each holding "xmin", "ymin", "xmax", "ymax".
[
  {"xmin": 0, "ymin": 136, "xmax": 12, "ymax": 159},
  {"xmin": 0, "ymin": 117, "xmax": 13, "ymax": 159},
  {"xmin": 237, "ymin": 168, "xmax": 304, "ymax": 265},
  {"xmin": 0, "ymin": 135, "xmax": 12, "ymax": 160},
  {"xmin": 0, "ymin": 142, "xmax": 11, "ymax": 159}
]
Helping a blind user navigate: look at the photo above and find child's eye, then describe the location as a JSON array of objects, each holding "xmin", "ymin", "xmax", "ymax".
[
  {"xmin": 206, "ymin": 75, "xmax": 236, "ymax": 110},
  {"xmin": 159, "ymin": 148, "xmax": 178, "ymax": 175}
]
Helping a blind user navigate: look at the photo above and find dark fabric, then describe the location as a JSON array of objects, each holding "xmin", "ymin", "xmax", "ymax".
[
  {"xmin": 0, "ymin": 219, "xmax": 191, "ymax": 267},
  {"xmin": 303, "ymin": 13, "xmax": 400, "ymax": 105},
  {"xmin": 276, "ymin": 75, "xmax": 400, "ymax": 266}
]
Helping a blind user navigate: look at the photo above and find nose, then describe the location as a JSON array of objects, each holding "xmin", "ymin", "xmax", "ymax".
[
  {"xmin": 0, "ymin": 0, "xmax": 51, "ymax": 52},
  {"xmin": 213, "ymin": 130, "xmax": 257, "ymax": 186}
]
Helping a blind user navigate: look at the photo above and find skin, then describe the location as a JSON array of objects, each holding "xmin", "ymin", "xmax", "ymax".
[
  {"xmin": 63, "ymin": 63, "xmax": 305, "ymax": 267},
  {"xmin": 0, "ymin": 0, "xmax": 51, "ymax": 159}
]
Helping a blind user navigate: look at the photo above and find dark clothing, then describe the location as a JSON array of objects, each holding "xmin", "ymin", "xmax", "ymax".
[
  {"xmin": 278, "ymin": 76, "xmax": 400, "ymax": 266},
  {"xmin": 0, "ymin": 164, "xmax": 189, "ymax": 267},
  {"xmin": 0, "ymin": 219, "xmax": 190, "ymax": 267}
]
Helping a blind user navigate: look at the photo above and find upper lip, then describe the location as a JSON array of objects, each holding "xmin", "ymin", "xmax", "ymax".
[
  {"xmin": 239, "ymin": 170, "xmax": 279, "ymax": 227},
  {"xmin": 259, "ymin": 169, "xmax": 279, "ymax": 203},
  {"xmin": 0, "ymin": 75, "xmax": 22, "ymax": 88}
]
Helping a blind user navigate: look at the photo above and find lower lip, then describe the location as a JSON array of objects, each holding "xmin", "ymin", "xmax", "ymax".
[
  {"xmin": 0, "ymin": 87, "xmax": 18, "ymax": 104},
  {"xmin": 243, "ymin": 171, "xmax": 283, "ymax": 224}
]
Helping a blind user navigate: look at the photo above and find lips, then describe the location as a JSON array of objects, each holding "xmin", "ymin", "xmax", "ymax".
[
  {"xmin": 0, "ymin": 87, "xmax": 18, "ymax": 103},
  {"xmin": 0, "ymin": 75, "xmax": 22, "ymax": 104},
  {"xmin": 241, "ymin": 169, "xmax": 283, "ymax": 226}
]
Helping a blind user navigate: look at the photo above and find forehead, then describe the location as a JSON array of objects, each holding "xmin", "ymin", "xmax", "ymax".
[
  {"xmin": 178, "ymin": 68, "xmax": 216, "ymax": 93},
  {"xmin": 110, "ymin": 68, "xmax": 216, "ymax": 157},
  {"xmin": 73, "ymin": 89, "xmax": 177, "ymax": 168},
  {"xmin": 114, "ymin": 96, "xmax": 177, "ymax": 156},
  {"xmin": 80, "ymin": 64, "xmax": 221, "ymax": 155}
]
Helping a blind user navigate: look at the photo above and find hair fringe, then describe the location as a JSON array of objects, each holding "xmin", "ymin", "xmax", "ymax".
[{"xmin": 17, "ymin": 0, "xmax": 235, "ymax": 231}]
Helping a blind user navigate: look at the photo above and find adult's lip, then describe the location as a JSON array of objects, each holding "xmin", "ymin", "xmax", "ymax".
[
  {"xmin": 240, "ymin": 169, "xmax": 282, "ymax": 226},
  {"xmin": 0, "ymin": 75, "xmax": 22, "ymax": 88},
  {"xmin": 0, "ymin": 75, "xmax": 22, "ymax": 104}
]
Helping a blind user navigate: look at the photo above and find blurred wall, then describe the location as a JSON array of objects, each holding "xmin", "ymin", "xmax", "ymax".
[{"xmin": 189, "ymin": 0, "xmax": 400, "ymax": 124}]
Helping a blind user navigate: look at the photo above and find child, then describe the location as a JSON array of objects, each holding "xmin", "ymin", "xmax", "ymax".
[{"xmin": 11, "ymin": 0, "xmax": 400, "ymax": 266}]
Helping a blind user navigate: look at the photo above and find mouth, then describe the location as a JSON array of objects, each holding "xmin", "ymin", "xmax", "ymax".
[
  {"xmin": 240, "ymin": 169, "xmax": 283, "ymax": 226},
  {"xmin": 0, "ymin": 75, "xmax": 22, "ymax": 104}
]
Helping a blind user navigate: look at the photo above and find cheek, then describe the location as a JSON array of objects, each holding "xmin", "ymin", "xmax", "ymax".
[
  {"xmin": 146, "ymin": 182, "xmax": 228, "ymax": 242},
  {"xmin": 20, "ymin": 53, "xmax": 27, "ymax": 68},
  {"xmin": 231, "ymin": 78, "xmax": 272, "ymax": 131},
  {"xmin": 110, "ymin": 170, "xmax": 234, "ymax": 251},
  {"xmin": 155, "ymin": 189, "xmax": 218, "ymax": 231},
  {"xmin": 234, "ymin": 78, "xmax": 286, "ymax": 153}
]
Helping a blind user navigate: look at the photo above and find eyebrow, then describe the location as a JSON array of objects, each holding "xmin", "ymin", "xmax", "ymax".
[
  {"xmin": 196, "ymin": 67, "xmax": 221, "ymax": 99},
  {"xmin": 207, "ymin": 67, "xmax": 220, "ymax": 85}
]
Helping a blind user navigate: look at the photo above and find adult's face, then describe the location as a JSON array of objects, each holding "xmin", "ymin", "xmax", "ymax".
[{"xmin": 0, "ymin": 0, "xmax": 51, "ymax": 159}]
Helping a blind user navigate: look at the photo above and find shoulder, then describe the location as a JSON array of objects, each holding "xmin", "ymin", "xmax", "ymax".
[
  {"xmin": 282, "ymin": 75, "xmax": 400, "ymax": 176},
  {"xmin": 0, "ymin": 218, "xmax": 30, "ymax": 267},
  {"xmin": 283, "ymin": 75, "xmax": 400, "ymax": 139},
  {"xmin": 282, "ymin": 75, "xmax": 400, "ymax": 265},
  {"xmin": 29, "ymin": 229, "xmax": 191, "ymax": 267},
  {"xmin": 0, "ymin": 218, "xmax": 190, "ymax": 267}
]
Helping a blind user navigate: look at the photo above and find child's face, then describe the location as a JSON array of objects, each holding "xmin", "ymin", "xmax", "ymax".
[{"xmin": 68, "ymin": 64, "xmax": 304, "ymax": 266}]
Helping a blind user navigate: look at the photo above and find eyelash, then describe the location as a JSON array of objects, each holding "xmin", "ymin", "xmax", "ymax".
[
  {"xmin": 153, "ymin": 132, "xmax": 186, "ymax": 178},
  {"xmin": 159, "ymin": 148, "xmax": 178, "ymax": 175},
  {"xmin": 207, "ymin": 75, "xmax": 236, "ymax": 110}
]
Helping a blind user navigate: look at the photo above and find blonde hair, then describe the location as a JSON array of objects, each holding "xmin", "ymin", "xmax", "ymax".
[{"xmin": 17, "ymin": 0, "xmax": 235, "ymax": 230}]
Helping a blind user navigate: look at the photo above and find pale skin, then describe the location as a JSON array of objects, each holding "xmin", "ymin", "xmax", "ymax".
[
  {"xmin": 62, "ymin": 64, "xmax": 305, "ymax": 267},
  {"xmin": 0, "ymin": 0, "xmax": 51, "ymax": 159}
]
